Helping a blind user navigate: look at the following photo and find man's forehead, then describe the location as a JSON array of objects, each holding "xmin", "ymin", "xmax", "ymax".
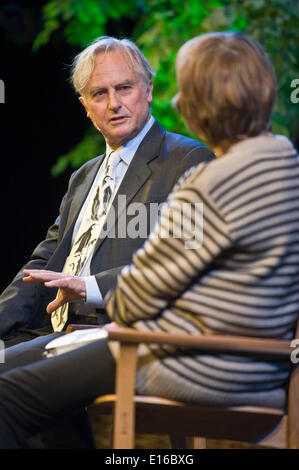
[
  {"xmin": 87, "ymin": 50, "xmax": 139, "ymax": 85},
  {"xmin": 93, "ymin": 49, "xmax": 135, "ymax": 72}
]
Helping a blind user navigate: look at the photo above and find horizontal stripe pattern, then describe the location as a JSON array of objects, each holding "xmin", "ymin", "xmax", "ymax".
[{"xmin": 107, "ymin": 135, "xmax": 299, "ymax": 405}]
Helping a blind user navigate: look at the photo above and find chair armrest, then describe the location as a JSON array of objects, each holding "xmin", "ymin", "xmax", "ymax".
[
  {"xmin": 107, "ymin": 328, "xmax": 293, "ymax": 360},
  {"xmin": 66, "ymin": 324, "xmax": 293, "ymax": 359},
  {"xmin": 65, "ymin": 324, "xmax": 103, "ymax": 334}
]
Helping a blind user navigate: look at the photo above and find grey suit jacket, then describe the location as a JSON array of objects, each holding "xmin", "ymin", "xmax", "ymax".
[{"xmin": 0, "ymin": 121, "xmax": 214, "ymax": 338}]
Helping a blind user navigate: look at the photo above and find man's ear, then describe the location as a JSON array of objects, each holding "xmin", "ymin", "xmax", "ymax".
[{"xmin": 79, "ymin": 96, "xmax": 90, "ymax": 118}]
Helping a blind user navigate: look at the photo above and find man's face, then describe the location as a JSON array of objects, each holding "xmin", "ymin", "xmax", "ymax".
[{"xmin": 80, "ymin": 50, "xmax": 153, "ymax": 149}]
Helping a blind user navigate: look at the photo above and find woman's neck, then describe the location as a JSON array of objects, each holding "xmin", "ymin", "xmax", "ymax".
[{"xmin": 212, "ymin": 130, "xmax": 274, "ymax": 158}]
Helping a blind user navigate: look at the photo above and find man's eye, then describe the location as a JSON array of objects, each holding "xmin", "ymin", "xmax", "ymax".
[{"xmin": 91, "ymin": 90, "xmax": 105, "ymax": 97}]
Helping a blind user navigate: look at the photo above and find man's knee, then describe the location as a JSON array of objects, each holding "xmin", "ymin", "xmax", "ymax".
[{"xmin": 0, "ymin": 333, "xmax": 60, "ymax": 374}]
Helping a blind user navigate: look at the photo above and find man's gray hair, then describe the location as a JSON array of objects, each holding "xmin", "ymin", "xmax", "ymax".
[{"xmin": 71, "ymin": 36, "xmax": 155, "ymax": 95}]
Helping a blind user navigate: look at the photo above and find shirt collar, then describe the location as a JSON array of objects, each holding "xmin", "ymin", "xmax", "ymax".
[{"xmin": 105, "ymin": 115, "xmax": 155, "ymax": 166}]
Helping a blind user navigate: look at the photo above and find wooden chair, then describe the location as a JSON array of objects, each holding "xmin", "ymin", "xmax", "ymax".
[{"xmin": 66, "ymin": 322, "xmax": 299, "ymax": 449}]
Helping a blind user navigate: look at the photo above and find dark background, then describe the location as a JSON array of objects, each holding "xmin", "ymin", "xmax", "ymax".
[{"xmin": 0, "ymin": 2, "xmax": 89, "ymax": 292}]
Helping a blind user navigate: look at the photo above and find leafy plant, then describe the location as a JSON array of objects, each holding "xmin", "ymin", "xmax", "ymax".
[{"xmin": 33, "ymin": 0, "xmax": 299, "ymax": 174}]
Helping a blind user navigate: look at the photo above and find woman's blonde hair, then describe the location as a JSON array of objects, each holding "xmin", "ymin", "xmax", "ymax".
[
  {"xmin": 71, "ymin": 36, "xmax": 155, "ymax": 95},
  {"xmin": 174, "ymin": 32, "xmax": 277, "ymax": 148}
]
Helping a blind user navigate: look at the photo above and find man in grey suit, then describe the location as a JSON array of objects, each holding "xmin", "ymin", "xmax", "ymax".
[{"xmin": 0, "ymin": 37, "xmax": 213, "ymax": 348}]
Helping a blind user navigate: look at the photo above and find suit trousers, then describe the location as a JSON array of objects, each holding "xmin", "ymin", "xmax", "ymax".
[{"xmin": 0, "ymin": 334, "xmax": 116, "ymax": 448}]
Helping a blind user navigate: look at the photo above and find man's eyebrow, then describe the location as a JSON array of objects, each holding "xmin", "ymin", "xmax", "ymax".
[
  {"xmin": 115, "ymin": 79, "xmax": 135, "ymax": 87},
  {"xmin": 89, "ymin": 86, "xmax": 106, "ymax": 95},
  {"xmin": 89, "ymin": 80, "xmax": 136, "ymax": 95}
]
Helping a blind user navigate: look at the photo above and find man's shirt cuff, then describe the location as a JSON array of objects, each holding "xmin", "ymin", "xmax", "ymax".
[{"xmin": 83, "ymin": 275, "xmax": 104, "ymax": 308}]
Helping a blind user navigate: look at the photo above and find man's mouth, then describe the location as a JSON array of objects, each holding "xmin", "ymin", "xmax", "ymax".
[{"xmin": 110, "ymin": 116, "xmax": 129, "ymax": 124}]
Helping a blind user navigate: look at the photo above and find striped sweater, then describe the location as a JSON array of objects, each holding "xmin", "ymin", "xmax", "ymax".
[{"xmin": 106, "ymin": 134, "xmax": 299, "ymax": 408}]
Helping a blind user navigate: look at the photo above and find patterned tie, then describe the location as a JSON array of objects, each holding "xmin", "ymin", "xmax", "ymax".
[
  {"xmin": 51, "ymin": 151, "xmax": 120, "ymax": 332},
  {"xmin": 100, "ymin": 151, "xmax": 121, "ymax": 216}
]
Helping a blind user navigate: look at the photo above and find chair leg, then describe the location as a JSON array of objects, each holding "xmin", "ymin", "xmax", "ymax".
[
  {"xmin": 170, "ymin": 435, "xmax": 188, "ymax": 448},
  {"xmin": 186, "ymin": 436, "xmax": 206, "ymax": 449}
]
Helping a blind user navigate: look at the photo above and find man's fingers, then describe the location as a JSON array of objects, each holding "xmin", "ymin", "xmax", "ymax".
[
  {"xmin": 102, "ymin": 321, "xmax": 120, "ymax": 331},
  {"xmin": 23, "ymin": 269, "xmax": 67, "ymax": 279},
  {"xmin": 44, "ymin": 278, "xmax": 73, "ymax": 288},
  {"xmin": 46, "ymin": 297, "xmax": 65, "ymax": 315},
  {"xmin": 22, "ymin": 270, "xmax": 86, "ymax": 311},
  {"xmin": 23, "ymin": 270, "xmax": 72, "ymax": 283}
]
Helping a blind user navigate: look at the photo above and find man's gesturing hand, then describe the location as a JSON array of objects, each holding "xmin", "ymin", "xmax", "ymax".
[{"xmin": 23, "ymin": 269, "xmax": 87, "ymax": 314}]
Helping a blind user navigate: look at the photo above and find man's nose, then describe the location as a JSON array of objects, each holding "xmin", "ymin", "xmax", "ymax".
[{"xmin": 107, "ymin": 90, "xmax": 121, "ymax": 111}]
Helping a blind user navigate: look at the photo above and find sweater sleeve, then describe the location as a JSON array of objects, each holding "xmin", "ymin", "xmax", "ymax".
[{"xmin": 106, "ymin": 169, "xmax": 232, "ymax": 326}]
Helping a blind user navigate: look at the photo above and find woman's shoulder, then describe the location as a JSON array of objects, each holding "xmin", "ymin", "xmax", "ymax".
[{"xmin": 179, "ymin": 157, "xmax": 228, "ymax": 194}]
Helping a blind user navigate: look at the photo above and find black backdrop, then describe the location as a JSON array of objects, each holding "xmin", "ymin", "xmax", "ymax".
[{"xmin": 0, "ymin": 3, "xmax": 90, "ymax": 293}]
